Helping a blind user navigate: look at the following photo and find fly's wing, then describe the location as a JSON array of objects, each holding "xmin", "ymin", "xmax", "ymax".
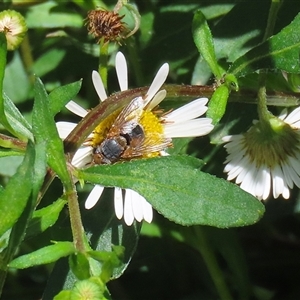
[
  {"xmin": 122, "ymin": 134, "xmax": 172, "ymax": 158},
  {"xmin": 107, "ymin": 97, "xmax": 145, "ymax": 137}
]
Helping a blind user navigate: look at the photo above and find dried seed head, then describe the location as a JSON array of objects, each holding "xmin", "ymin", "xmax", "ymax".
[{"xmin": 86, "ymin": 9, "xmax": 127, "ymax": 44}]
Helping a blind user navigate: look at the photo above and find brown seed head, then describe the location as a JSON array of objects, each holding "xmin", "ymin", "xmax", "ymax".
[{"xmin": 86, "ymin": 9, "xmax": 127, "ymax": 44}]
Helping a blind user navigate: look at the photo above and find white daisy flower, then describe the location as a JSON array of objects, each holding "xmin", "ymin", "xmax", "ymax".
[
  {"xmin": 57, "ymin": 52, "xmax": 213, "ymax": 225},
  {"xmin": 223, "ymin": 106, "xmax": 300, "ymax": 200}
]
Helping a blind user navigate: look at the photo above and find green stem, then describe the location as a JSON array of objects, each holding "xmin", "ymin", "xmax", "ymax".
[
  {"xmin": 0, "ymin": 33, "xmax": 19, "ymax": 138},
  {"xmin": 20, "ymin": 34, "xmax": 35, "ymax": 85},
  {"xmin": 191, "ymin": 227, "xmax": 233, "ymax": 300},
  {"xmin": 257, "ymin": 0, "xmax": 282, "ymax": 122},
  {"xmin": 63, "ymin": 84, "xmax": 300, "ymax": 157},
  {"xmin": 127, "ymin": 37, "xmax": 144, "ymax": 87},
  {"xmin": 114, "ymin": 0, "xmax": 127, "ymax": 12},
  {"xmin": 263, "ymin": 0, "xmax": 282, "ymax": 41},
  {"xmin": 65, "ymin": 172, "xmax": 85, "ymax": 252},
  {"xmin": 0, "ymin": 133, "xmax": 27, "ymax": 150},
  {"xmin": 98, "ymin": 41, "xmax": 109, "ymax": 91},
  {"xmin": 257, "ymin": 74, "xmax": 270, "ymax": 123}
]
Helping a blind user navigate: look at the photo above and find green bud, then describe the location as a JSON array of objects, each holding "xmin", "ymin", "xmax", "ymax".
[
  {"xmin": 224, "ymin": 73, "xmax": 239, "ymax": 91},
  {"xmin": 0, "ymin": 10, "xmax": 27, "ymax": 51},
  {"xmin": 207, "ymin": 84, "xmax": 230, "ymax": 125}
]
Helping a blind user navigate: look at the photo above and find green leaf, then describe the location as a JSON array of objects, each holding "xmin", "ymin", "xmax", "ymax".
[
  {"xmin": 49, "ymin": 80, "xmax": 82, "ymax": 116},
  {"xmin": 32, "ymin": 48, "xmax": 66, "ymax": 77},
  {"xmin": 32, "ymin": 77, "xmax": 71, "ymax": 188},
  {"xmin": 207, "ymin": 84, "xmax": 230, "ymax": 125},
  {"xmin": 229, "ymin": 12, "xmax": 300, "ymax": 76},
  {"xmin": 3, "ymin": 52, "xmax": 30, "ymax": 104},
  {"xmin": 0, "ymin": 149, "xmax": 23, "ymax": 158},
  {"xmin": 43, "ymin": 196, "xmax": 141, "ymax": 298},
  {"xmin": 26, "ymin": 198, "xmax": 67, "ymax": 238},
  {"xmin": 53, "ymin": 290, "xmax": 72, "ymax": 300},
  {"xmin": 78, "ymin": 156, "xmax": 265, "ymax": 228},
  {"xmin": 192, "ymin": 10, "xmax": 222, "ymax": 79},
  {"xmin": 80, "ymin": 192, "xmax": 141, "ymax": 278},
  {"xmin": 88, "ymin": 246, "xmax": 124, "ymax": 283},
  {"xmin": 9, "ymin": 241, "xmax": 75, "ymax": 269},
  {"xmin": 26, "ymin": 2, "xmax": 83, "ymax": 28},
  {"xmin": 3, "ymin": 92, "xmax": 33, "ymax": 141},
  {"xmin": 69, "ymin": 252, "xmax": 90, "ymax": 280},
  {"xmin": 0, "ymin": 142, "xmax": 34, "ymax": 237},
  {"xmin": 3, "ymin": 140, "xmax": 47, "ymax": 284},
  {"xmin": 0, "ymin": 156, "xmax": 23, "ymax": 177},
  {"xmin": 212, "ymin": 2, "xmax": 269, "ymax": 63}
]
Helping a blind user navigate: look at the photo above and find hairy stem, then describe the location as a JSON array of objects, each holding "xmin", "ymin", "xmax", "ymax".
[
  {"xmin": 64, "ymin": 167, "xmax": 86, "ymax": 252},
  {"xmin": 98, "ymin": 41, "xmax": 109, "ymax": 91},
  {"xmin": 258, "ymin": 0, "xmax": 282, "ymax": 122}
]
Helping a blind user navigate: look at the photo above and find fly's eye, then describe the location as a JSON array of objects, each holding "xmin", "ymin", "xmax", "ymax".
[
  {"xmin": 131, "ymin": 124, "xmax": 144, "ymax": 138},
  {"xmin": 121, "ymin": 124, "xmax": 144, "ymax": 144}
]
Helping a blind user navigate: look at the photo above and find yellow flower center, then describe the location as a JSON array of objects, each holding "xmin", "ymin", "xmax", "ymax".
[
  {"xmin": 139, "ymin": 110, "xmax": 164, "ymax": 158},
  {"xmin": 90, "ymin": 107, "xmax": 165, "ymax": 159},
  {"xmin": 91, "ymin": 109, "xmax": 121, "ymax": 146}
]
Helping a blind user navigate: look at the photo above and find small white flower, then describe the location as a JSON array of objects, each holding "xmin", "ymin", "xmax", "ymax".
[
  {"xmin": 223, "ymin": 107, "xmax": 300, "ymax": 200},
  {"xmin": 57, "ymin": 52, "xmax": 213, "ymax": 225},
  {"xmin": 0, "ymin": 10, "xmax": 27, "ymax": 51}
]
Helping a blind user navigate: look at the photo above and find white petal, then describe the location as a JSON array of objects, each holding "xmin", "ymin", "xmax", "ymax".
[
  {"xmin": 281, "ymin": 160, "xmax": 295, "ymax": 188},
  {"xmin": 92, "ymin": 70, "xmax": 107, "ymax": 101},
  {"xmin": 222, "ymin": 135, "xmax": 235, "ymax": 143},
  {"xmin": 65, "ymin": 101, "xmax": 88, "ymax": 118},
  {"xmin": 225, "ymin": 147, "xmax": 247, "ymax": 166},
  {"xmin": 115, "ymin": 52, "xmax": 128, "ymax": 91},
  {"xmin": 233, "ymin": 158, "xmax": 252, "ymax": 183},
  {"xmin": 146, "ymin": 90, "xmax": 167, "ymax": 111},
  {"xmin": 160, "ymin": 150, "xmax": 169, "ymax": 156},
  {"xmin": 163, "ymin": 118, "xmax": 213, "ymax": 138},
  {"xmin": 226, "ymin": 164, "xmax": 244, "ymax": 181},
  {"xmin": 286, "ymin": 156, "xmax": 300, "ymax": 188},
  {"xmin": 240, "ymin": 163, "xmax": 257, "ymax": 197},
  {"xmin": 272, "ymin": 165, "xmax": 284, "ymax": 199},
  {"xmin": 124, "ymin": 190, "xmax": 134, "ymax": 226},
  {"xmin": 130, "ymin": 189, "xmax": 144, "ymax": 222},
  {"xmin": 142, "ymin": 198, "xmax": 153, "ymax": 223},
  {"xmin": 278, "ymin": 108, "xmax": 288, "ymax": 120},
  {"xmin": 114, "ymin": 187, "xmax": 123, "ymax": 219},
  {"xmin": 282, "ymin": 183, "xmax": 290, "ymax": 199},
  {"xmin": 254, "ymin": 166, "xmax": 270, "ymax": 200},
  {"xmin": 284, "ymin": 106, "xmax": 300, "ymax": 126},
  {"xmin": 56, "ymin": 122, "xmax": 77, "ymax": 139},
  {"xmin": 71, "ymin": 146, "xmax": 93, "ymax": 168},
  {"xmin": 145, "ymin": 63, "xmax": 169, "ymax": 103},
  {"xmin": 262, "ymin": 168, "xmax": 271, "ymax": 200},
  {"xmin": 85, "ymin": 185, "xmax": 105, "ymax": 209},
  {"xmin": 163, "ymin": 98, "xmax": 209, "ymax": 123}
]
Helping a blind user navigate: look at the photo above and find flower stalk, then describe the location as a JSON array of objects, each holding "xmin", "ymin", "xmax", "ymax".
[
  {"xmin": 66, "ymin": 183, "xmax": 86, "ymax": 252},
  {"xmin": 257, "ymin": 0, "xmax": 282, "ymax": 124},
  {"xmin": 98, "ymin": 40, "xmax": 109, "ymax": 90},
  {"xmin": 185, "ymin": 226, "xmax": 234, "ymax": 300}
]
